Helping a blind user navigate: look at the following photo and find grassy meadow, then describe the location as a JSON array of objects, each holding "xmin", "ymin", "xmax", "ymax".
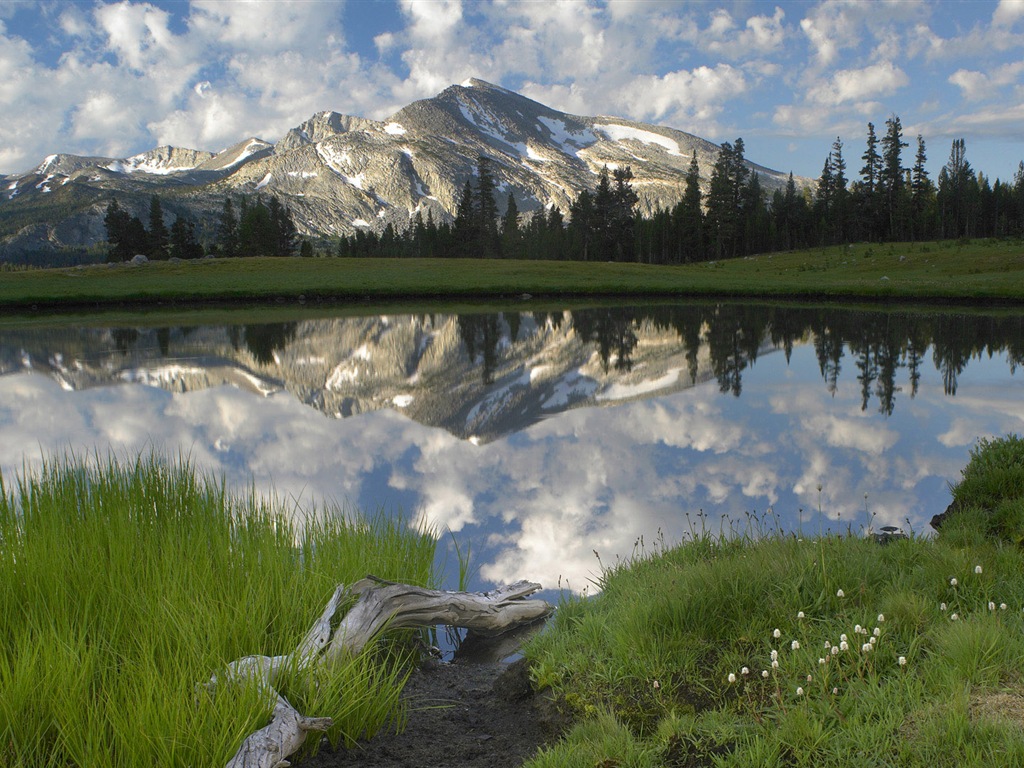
[
  {"xmin": 0, "ymin": 453, "xmax": 437, "ymax": 767},
  {"xmin": 521, "ymin": 435, "xmax": 1024, "ymax": 767},
  {"xmin": 1, "ymin": 238, "xmax": 1023, "ymax": 310}
]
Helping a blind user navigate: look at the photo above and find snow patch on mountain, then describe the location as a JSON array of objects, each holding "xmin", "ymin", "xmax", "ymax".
[
  {"xmin": 597, "ymin": 368, "xmax": 682, "ymax": 402},
  {"xmin": 597, "ymin": 124, "xmax": 683, "ymax": 156},
  {"xmin": 538, "ymin": 117, "xmax": 598, "ymax": 150},
  {"xmin": 543, "ymin": 372, "xmax": 599, "ymax": 410},
  {"xmin": 384, "ymin": 123, "xmax": 407, "ymax": 135},
  {"xmin": 255, "ymin": 173, "xmax": 273, "ymax": 190}
]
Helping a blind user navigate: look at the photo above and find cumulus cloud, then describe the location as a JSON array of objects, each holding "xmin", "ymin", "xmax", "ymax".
[{"xmin": 808, "ymin": 61, "xmax": 909, "ymax": 106}]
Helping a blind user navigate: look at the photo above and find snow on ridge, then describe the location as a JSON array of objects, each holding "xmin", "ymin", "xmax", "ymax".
[
  {"xmin": 596, "ymin": 124, "xmax": 682, "ymax": 156},
  {"xmin": 538, "ymin": 117, "xmax": 598, "ymax": 150},
  {"xmin": 384, "ymin": 122, "xmax": 407, "ymax": 135},
  {"xmin": 36, "ymin": 155, "xmax": 58, "ymax": 174},
  {"xmin": 255, "ymin": 172, "xmax": 273, "ymax": 190},
  {"xmin": 596, "ymin": 368, "xmax": 682, "ymax": 402}
]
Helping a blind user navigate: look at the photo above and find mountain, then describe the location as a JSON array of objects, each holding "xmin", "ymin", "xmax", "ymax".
[{"xmin": 0, "ymin": 79, "xmax": 801, "ymax": 260}]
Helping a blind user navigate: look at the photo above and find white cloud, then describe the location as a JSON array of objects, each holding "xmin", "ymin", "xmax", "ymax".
[
  {"xmin": 993, "ymin": 0, "xmax": 1024, "ymax": 27},
  {"xmin": 948, "ymin": 60, "xmax": 1024, "ymax": 100},
  {"xmin": 808, "ymin": 61, "xmax": 909, "ymax": 106}
]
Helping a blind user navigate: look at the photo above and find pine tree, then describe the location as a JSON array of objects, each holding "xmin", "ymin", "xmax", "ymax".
[
  {"xmin": 830, "ymin": 137, "xmax": 849, "ymax": 243},
  {"xmin": 103, "ymin": 199, "xmax": 147, "ymax": 262},
  {"xmin": 500, "ymin": 192, "xmax": 520, "ymax": 258},
  {"xmin": 910, "ymin": 135, "xmax": 934, "ymax": 240},
  {"xmin": 147, "ymin": 195, "xmax": 169, "ymax": 259},
  {"xmin": 675, "ymin": 153, "xmax": 704, "ymax": 262},
  {"xmin": 475, "ymin": 156, "xmax": 500, "ymax": 257},
  {"xmin": 858, "ymin": 122, "xmax": 882, "ymax": 240},
  {"xmin": 218, "ymin": 197, "xmax": 239, "ymax": 257},
  {"xmin": 880, "ymin": 115, "xmax": 909, "ymax": 240}
]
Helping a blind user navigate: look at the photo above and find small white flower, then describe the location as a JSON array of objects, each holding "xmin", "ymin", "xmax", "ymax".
[
  {"xmin": 873, "ymin": 627, "xmax": 881, "ymax": 637},
  {"xmin": 855, "ymin": 624, "xmax": 863, "ymax": 634},
  {"xmin": 806, "ymin": 674, "xmax": 813, "ymax": 682},
  {"xmin": 791, "ymin": 640, "xmax": 800, "ymax": 651},
  {"xmin": 877, "ymin": 614, "xmax": 885, "ymax": 623},
  {"xmin": 831, "ymin": 645, "xmax": 840, "ymax": 656},
  {"xmin": 762, "ymin": 670, "xmax": 770, "ymax": 679},
  {"xmin": 840, "ymin": 633, "xmax": 848, "ymax": 643},
  {"xmin": 837, "ymin": 589, "xmax": 845, "ymax": 598},
  {"xmin": 771, "ymin": 649, "xmax": 779, "ymax": 661},
  {"xmin": 975, "ymin": 565, "xmax": 983, "ymax": 574},
  {"xmin": 824, "ymin": 641, "xmax": 831, "ymax": 649},
  {"xmin": 773, "ymin": 628, "xmax": 782, "ymax": 639},
  {"xmin": 797, "ymin": 611, "xmax": 805, "ymax": 619},
  {"xmin": 989, "ymin": 601, "xmax": 996, "ymax": 611},
  {"xmin": 940, "ymin": 602, "xmax": 947, "ymax": 611},
  {"xmin": 839, "ymin": 641, "xmax": 849, "ymax": 651},
  {"xmin": 796, "ymin": 686, "xmax": 804, "ymax": 696},
  {"xmin": 819, "ymin": 658, "xmax": 826, "ymax": 665},
  {"xmin": 772, "ymin": 660, "xmax": 780, "ymax": 669},
  {"xmin": 653, "ymin": 680, "xmax": 660, "ymax": 690},
  {"xmin": 950, "ymin": 578, "xmax": 958, "ymax": 587},
  {"xmin": 741, "ymin": 667, "xmax": 749, "ymax": 676},
  {"xmin": 951, "ymin": 613, "xmax": 959, "ymax": 621},
  {"xmin": 862, "ymin": 643, "xmax": 873, "ymax": 653},
  {"xmin": 832, "ymin": 686, "xmax": 839, "ymax": 695},
  {"xmin": 728, "ymin": 673, "xmax": 737, "ymax": 683},
  {"xmin": 869, "ymin": 636, "xmax": 877, "ymax": 645},
  {"xmin": 1000, "ymin": 603, "xmax": 1008, "ymax": 611},
  {"xmin": 898, "ymin": 656, "xmax": 907, "ymax": 666}
]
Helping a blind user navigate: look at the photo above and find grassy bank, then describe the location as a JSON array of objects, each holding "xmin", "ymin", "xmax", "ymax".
[
  {"xmin": 0, "ymin": 453, "xmax": 437, "ymax": 767},
  {"xmin": 1, "ymin": 238, "xmax": 1023, "ymax": 311},
  {"xmin": 521, "ymin": 435, "xmax": 1024, "ymax": 767}
]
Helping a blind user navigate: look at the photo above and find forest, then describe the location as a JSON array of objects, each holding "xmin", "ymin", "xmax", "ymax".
[{"xmin": 337, "ymin": 116, "xmax": 1024, "ymax": 263}]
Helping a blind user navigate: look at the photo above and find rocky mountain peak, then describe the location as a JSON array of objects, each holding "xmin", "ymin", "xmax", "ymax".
[{"xmin": 0, "ymin": 79, "xmax": 806, "ymax": 259}]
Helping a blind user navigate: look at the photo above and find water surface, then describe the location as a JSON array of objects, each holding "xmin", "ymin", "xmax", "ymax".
[{"xmin": 1, "ymin": 302, "xmax": 1020, "ymax": 591}]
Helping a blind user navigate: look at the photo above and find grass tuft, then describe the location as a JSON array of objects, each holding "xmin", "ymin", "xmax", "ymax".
[{"xmin": 0, "ymin": 451, "xmax": 437, "ymax": 767}]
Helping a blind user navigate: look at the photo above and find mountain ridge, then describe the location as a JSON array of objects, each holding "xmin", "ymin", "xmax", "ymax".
[{"xmin": 0, "ymin": 79, "xmax": 804, "ymax": 259}]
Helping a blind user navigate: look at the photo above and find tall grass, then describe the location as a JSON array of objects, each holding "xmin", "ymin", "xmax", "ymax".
[
  {"xmin": 523, "ymin": 437, "xmax": 1024, "ymax": 767},
  {"xmin": 0, "ymin": 452, "xmax": 437, "ymax": 767}
]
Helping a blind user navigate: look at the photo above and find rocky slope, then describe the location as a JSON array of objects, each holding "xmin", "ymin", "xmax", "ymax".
[{"xmin": 0, "ymin": 79, "xmax": 801, "ymax": 259}]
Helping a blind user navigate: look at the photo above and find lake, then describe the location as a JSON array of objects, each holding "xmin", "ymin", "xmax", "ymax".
[{"xmin": 1, "ymin": 301, "xmax": 1021, "ymax": 593}]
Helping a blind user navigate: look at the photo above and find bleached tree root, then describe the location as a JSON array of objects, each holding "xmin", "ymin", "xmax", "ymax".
[{"xmin": 217, "ymin": 577, "xmax": 553, "ymax": 768}]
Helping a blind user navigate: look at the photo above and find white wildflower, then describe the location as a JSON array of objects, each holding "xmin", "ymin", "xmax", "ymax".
[
  {"xmin": 873, "ymin": 627, "xmax": 881, "ymax": 637},
  {"xmin": 728, "ymin": 673, "xmax": 737, "ymax": 683},
  {"xmin": 989, "ymin": 601, "xmax": 996, "ymax": 611},
  {"xmin": 819, "ymin": 658, "xmax": 826, "ymax": 665},
  {"xmin": 940, "ymin": 602, "xmax": 947, "ymax": 611},
  {"xmin": 862, "ymin": 643, "xmax": 873, "ymax": 653},
  {"xmin": 772, "ymin": 660, "xmax": 780, "ymax": 669},
  {"xmin": 975, "ymin": 565, "xmax": 983, "ymax": 574},
  {"xmin": 741, "ymin": 667, "xmax": 749, "ymax": 676},
  {"xmin": 797, "ymin": 686, "xmax": 804, "ymax": 696},
  {"xmin": 951, "ymin": 613, "xmax": 959, "ymax": 621},
  {"xmin": 950, "ymin": 578, "xmax": 958, "ymax": 587},
  {"xmin": 1000, "ymin": 603, "xmax": 1008, "ymax": 611},
  {"xmin": 877, "ymin": 614, "xmax": 885, "ymax": 623},
  {"xmin": 773, "ymin": 628, "xmax": 782, "ymax": 639},
  {"xmin": 898, "ymin": 656, "xmax": 907, "ymax": 666},
  {"xmin": 831, "ymin": 645, "xmax": 840, "ymax": 656},
  {"xmin": 840, "ymin": 641, "xmax": 849, "ymax": 651},
  {"xmin": 791, "ymin": 640, "xmax": 800, "ymax": 651},
  {"xmin": 762, "ymin": 670, "xmax": 770, "ymax": 679},
  {"xmin": 837, "ymin": 589, "xmax": 845, "ymax": 598},
  {"xmin": 797, "ymin": 611, "xmax": 805, "ymax": 619}
]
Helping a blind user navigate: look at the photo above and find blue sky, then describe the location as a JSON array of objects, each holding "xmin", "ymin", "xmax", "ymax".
[{"xmin": 1, "ymin": 0, "xmax": 1023, "ymax": 184}]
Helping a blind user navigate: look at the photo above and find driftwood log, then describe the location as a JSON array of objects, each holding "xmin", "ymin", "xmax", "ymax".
[{"xmin": 214, "ymin": 576, "xmax": 553, "ymax": 768}]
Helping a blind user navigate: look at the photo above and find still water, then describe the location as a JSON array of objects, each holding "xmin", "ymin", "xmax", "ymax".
[{"xmin": 1, "ymin": 302, "xmax": 1021, "ymax": 592}]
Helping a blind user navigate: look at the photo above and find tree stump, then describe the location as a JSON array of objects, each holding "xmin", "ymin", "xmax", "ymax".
[{"xmin": 213, "ymin": 577, "xmax": 554, "ymax": 768}]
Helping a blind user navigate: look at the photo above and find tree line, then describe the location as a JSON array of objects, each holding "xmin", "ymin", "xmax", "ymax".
[
  {"xmin": 104, "ymin": 194, "xmax": 304, "ymax": 261},
  {"xmin": 337, "ymin": 118, "xmax": 1024, "ymax": 263}
]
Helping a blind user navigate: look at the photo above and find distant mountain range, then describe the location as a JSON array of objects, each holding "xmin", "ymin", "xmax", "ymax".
[{"xmin": 0, "ymin": 78, "xmax": 799, "ymax": 260}]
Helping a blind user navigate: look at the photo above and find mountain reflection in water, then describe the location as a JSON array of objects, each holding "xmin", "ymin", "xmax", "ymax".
[{"xmin": 0, "ymin": 303, "xmax": 1021, "ymax": 592}]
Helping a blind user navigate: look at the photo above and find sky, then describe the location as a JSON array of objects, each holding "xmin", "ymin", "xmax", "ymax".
[{"xmin": 1, "ymin": 0, "xmax": 1023, "ymax": 184}]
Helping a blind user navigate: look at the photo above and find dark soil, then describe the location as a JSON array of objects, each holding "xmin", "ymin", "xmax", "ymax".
[{"xmin": 297, "ymin": 657, "xmax": 569, "ymax": 768}]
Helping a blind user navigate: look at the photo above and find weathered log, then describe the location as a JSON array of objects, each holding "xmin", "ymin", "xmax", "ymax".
[
  {"xmin": 326, "ymin": 576, "xmax": 552, "ymax": 659},
  {"xmin": 218, "ymin": 577, "xmax": 553, "ymax": 768}
]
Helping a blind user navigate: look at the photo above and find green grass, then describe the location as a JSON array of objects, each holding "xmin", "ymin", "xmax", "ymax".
[
  {"xmin": 522, "ymin": 436, "xmax": 1024, "ymax": 767},
  {"xmin": 2, "ymin": 238, "xmax": 1023, "ymax": 310},
  {"xmin": 0, "ymin": 452, "xmax": 437, "ymax": 767}
]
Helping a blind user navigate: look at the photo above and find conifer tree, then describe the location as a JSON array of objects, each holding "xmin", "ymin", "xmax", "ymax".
[
  {"xmin": 880, "ymin": 115, "xmax": 908, "ymax": 240},
  {"xmin": 218, "ymin": 197, "xmax": 239, "ymax": 257},
  {"xmin": 675, "ymin": 153, "xmax": 704, "ymax": 262},
  {"xmin": 147, "ymin": 195, "xmax": 169, "ymax": 259}
]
